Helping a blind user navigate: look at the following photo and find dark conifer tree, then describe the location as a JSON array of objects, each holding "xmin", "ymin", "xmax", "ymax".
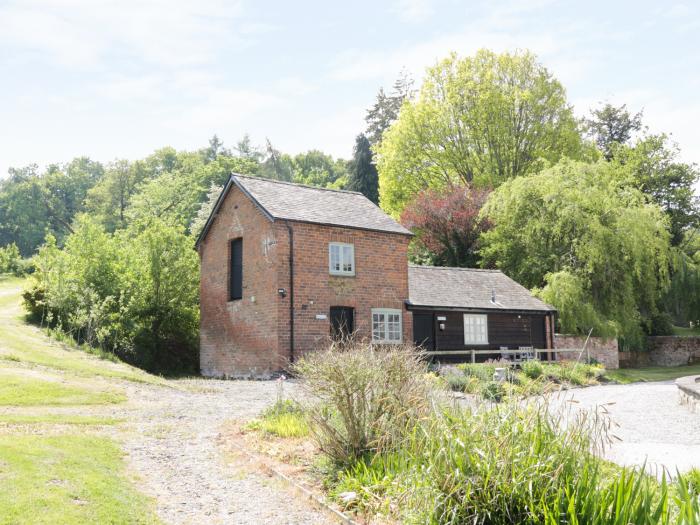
[{"xmin": 347, "ymin": 134, "xmax": 379, "ymax": 204}]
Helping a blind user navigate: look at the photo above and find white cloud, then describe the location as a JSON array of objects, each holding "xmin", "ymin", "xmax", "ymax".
[
  {"xmin": 390, "ymin": 0, "xmax": 435, "ymax": 22},
  {"xmin": 0, "ymin": 0, "xmax": 249, "ymax": 69}
]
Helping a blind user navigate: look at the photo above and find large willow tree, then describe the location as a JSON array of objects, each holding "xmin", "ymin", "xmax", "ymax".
[
  {"xmin": 479, "ymin": 160, "xmax": 671, "ymax": 347},
  {"xmin": 375, "ymin": 49, "xmax": 591, "ymax": 216}
]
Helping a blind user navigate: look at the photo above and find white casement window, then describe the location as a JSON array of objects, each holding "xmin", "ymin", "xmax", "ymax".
[
  {"xmin": 463, "ymin": 314, "xmax": 488, "ymax": 345},
  {"xmin": 372, "ymin": 308, "xmax": 402, "ymax": 344},
  {"xmin": 329, "ymin": 243, "xmax": 355, "ymax": 276}
]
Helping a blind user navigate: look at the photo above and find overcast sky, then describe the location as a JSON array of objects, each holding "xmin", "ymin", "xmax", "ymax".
[{"xmin": 1, "ymin": 0, "xmax": 699, "ymax": 178}]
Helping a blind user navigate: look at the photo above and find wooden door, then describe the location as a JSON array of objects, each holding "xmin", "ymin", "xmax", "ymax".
[{"xmin": 330, "ymin": 306, "xmax": 354, "ymax": 341}]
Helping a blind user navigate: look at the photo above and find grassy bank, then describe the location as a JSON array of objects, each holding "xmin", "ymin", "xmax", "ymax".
[{"xmin": 0, "ymin": 275, "xmax": 160, "ymax": 523}]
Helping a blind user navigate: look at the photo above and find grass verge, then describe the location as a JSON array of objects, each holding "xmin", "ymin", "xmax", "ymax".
[
  {"xmin": 0, "ymin": 369, "xmax": 125, "ymax": 406},
  {"xmin": 0, "ymin": 435, "xmax": 159, "ymax": 524},
  {"xmin": 245, "ymin": 400, "xmax": 310, "ymax": 438},
  {"xmin": 605, "ymin": 363, "xmax": 700, "ymax": 384},
  {"xmin": 0, "ymin": 414, "xmax": 123, "ymax": 425}
]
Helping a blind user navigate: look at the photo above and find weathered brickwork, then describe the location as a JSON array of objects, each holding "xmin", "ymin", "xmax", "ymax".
[
  {"xmin": 554, "ymin": 334, "xmax": 619, "ymax": 369},
  {"xmin": 647, "ymin": 337, "xmax": 700, "ymax": 367},
  {"xmin": 199, "ymin": 185, "xmax": 412, "ymax": 378},
  {"xmin": 199, "ymin": 188, "xmax": 283, "ymax": 378}
]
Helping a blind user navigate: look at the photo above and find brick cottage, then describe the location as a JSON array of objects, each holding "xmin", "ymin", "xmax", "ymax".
[{"xmin": 196, "ymin": 174, "xmax": 556, "ymax": 378}]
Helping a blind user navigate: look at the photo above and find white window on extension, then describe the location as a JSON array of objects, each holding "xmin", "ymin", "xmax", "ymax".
[
  {"xmin": 372, "ymin": 308, "xmax": 402, "ymax": 344},
  {"xmin": 463, "ymin": 314, "xmax": 488, "ymax": 345},
  {"xmin": 328, "ymin": 242, "xmax": 355, "ymax": 276}
]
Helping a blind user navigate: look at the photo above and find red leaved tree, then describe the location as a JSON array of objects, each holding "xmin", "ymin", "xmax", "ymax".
[{"xmin": 400, "ymin": 185, "xmax": 491, "ymax": 267}]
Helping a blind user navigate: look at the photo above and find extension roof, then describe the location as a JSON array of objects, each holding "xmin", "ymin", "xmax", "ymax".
[
  {"xmin": 407, "ymin": 265, "xmax": 555, "ymax": 312},
  {"xmin": 195, "ymin": 174, "xmax": 412, "ymax": 247}
]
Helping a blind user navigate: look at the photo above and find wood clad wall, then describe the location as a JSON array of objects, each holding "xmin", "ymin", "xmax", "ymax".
[{"xmin": 413, "ymin": 310, "xmax": 547, "ymax": 352}]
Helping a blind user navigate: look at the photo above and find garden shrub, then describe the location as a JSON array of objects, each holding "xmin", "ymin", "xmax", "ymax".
[
  {"xmin": 521, "ymin": 359, "xmax": 544, "ymax": 379},
  {"xmin": 480, "ymin": 380, "xmax": 505, "ymax": 402},
  {"xmin": 0, "ymin": 243, "xmax": 26, "ymax": 276},
  {"xmin": 457, "ymin": 362, "xmax": 496, "ymax": 382},
  {"xmin": 293, "ymin": 341, "xmax": 433, "ymax": 466},
  {"xmin": 444, "ymin": 372, "xmax": 470, "ymax": 392}
]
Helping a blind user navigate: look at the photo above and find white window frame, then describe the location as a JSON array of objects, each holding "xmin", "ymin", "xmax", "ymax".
[
  {"xmin": 463, "ymin": 314, "xmax": 488, "ymax": 345},
  {"xmin": 372, "ymin": 308, "xmax": 402, "ymax": 344},
  {"xmin": 328, "ymin": 242, "xmax": 355, "ymax": 276}
]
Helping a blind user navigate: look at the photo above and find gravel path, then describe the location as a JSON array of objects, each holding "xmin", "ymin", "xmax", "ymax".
[
  {"xmin": 556, "ymin": 381, "xmax": 700, "ymax": 475},
  {"xmin": 108, "ymin": 379, "xmax": 337, "ymax": 525}
]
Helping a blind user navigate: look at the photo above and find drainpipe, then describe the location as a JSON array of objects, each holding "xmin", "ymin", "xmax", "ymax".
[{"xmin": 285, "ymin": 221, "xmax": 295, "ymax": 363}]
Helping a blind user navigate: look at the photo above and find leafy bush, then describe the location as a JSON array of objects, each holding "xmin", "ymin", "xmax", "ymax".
[
  {"xmin": 293, "ymin": 342, "xmax": 433, "ymax": 466},
  {"xmin": 649, "ymin": 311, "xmax": 674, "ymax": 336},
  {"xmin": 480, "ymin": 380, "xmax": 505, "ymax": 402},
  {"xmin": 0, "ymin": 243, "xmax": 26, "ymax": 276},
  {"xmin": 457, "ymin": 362, "xmax": 496, "ymax": 382},
  {"xmin": 444, "ymin": 372, "xmax": 470, "ymax": 392},
  {"xmin": 247, "ymin": 400, "xmax": 309, "ymax": 438},
  {"xmin": 23, "ymin": 216, "xmax": 199, "ymax": 374},
  {"xmin": 521, "ymin": 359, "xmax": 544, "ymax": 379}
]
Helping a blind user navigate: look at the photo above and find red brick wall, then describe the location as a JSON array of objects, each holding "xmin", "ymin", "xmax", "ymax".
[
  {"xmin": 199, "ymin": 187, "xmax": 284, "ymax": 378},
  {"xmin": 199, "ymin": 185, "xmax": 413, "ymax": 377},
  {"xmin": 554, "ymin": 334, "xmax": 619, "ymax": 369},
  {"xmin": 274, "ymin": 222, "xmax": 412, "ymax": 363}
]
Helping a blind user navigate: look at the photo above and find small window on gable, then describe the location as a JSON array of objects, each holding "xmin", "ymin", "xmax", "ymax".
[
  {"xmin": 463, "ymin": 314, "xmax": 488, "ymax": 345},
  {"xmin": 372, "ymin": 308, "xmax": 402, "ymax": 344},
  {"xmin": 229, "ymin": 238, "xmax": 242, "ymax": 301},
  {"xmin": 329, "ymin": 243, "xmax": 355, "ymax": 276}
]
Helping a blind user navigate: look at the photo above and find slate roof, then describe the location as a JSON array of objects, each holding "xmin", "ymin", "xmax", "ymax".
[
  {"xmin": 407, "ymin": 265, "xmax": 555, "ymax": 312},
  {"xmin": 196, "ymin": 174, "xmax": 411, "ymax": 247}
]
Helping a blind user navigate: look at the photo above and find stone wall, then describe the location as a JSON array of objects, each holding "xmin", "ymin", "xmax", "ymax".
[
  {"xmin": 554, "ymin": 334, "xmax": 619, "ymax": 369},
  {"xmin": 647, "ymin": 337, "xmax": 700, "ymax": 367}
]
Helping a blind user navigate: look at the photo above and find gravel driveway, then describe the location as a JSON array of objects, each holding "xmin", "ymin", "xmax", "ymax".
[
  {"xmin": 555, "ymin": 381, "xmax": 700, "ymax": 475},
  {"xmin": 109, "ymin": 378, "xmax": 337, "ymax": 525}
]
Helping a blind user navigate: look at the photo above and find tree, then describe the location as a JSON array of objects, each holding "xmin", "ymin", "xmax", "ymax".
[
  {"xmin": 85, "ymin": 160, "xmax": 148, "ymax": 231},
  {"xmin": 347, "ymin": 134, "xmax": 379, "ymax": 204},
  {"xmin": 613, "ymin": 134, "xmax": 699, "ymax": 246},
  {"xmin": 235, "ymin": 133, "xmax": 262, "ymax": 161},
  {"xmin": 480, "ymin": 159, "xmax": 671, "ymax": 346},
  {"xmin": 365, "ymin": 69, "xmax": 415, "ymax": 145},
  {"xmin": 375, "ymin": 49, "xmax": 590, "ymax": 216},
  {"xmin": 0, "ymin": 158, "xmax": 104, "ymax": 255},
  {"xmin": 400, "ymin": 185, "xmax": 490, "ymax": 267},
  {"xmin": 258, "ymin": 139, "xmax": 294, "ymax": 181},
  {"xmin": 292, "ymin": 150, "xmax": 348, "ymax": 188},
  {"xmin": 586, "ymin": 103, "xmax": 643, "ymax": 160}
]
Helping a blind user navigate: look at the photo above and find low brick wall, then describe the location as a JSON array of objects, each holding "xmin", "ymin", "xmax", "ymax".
[
  {"xmin": 647, "ymin": 337, "xmax": 700, "ymax": 367},
  {"xmin": 554, "ymin": 334, "xmax": 619, "ymax": 370}
]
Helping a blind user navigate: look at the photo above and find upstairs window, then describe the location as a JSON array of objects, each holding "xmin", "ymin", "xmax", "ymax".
[
  {"xmin": 463, "ymin": 314, "xmax": 488, "ymax": 345},
  {"xmin": 372, "ymin": 308, "xmax": 402, "ymax": 344},
  {"xmin": 229, "ymin": 238, "xmax": 242, "ymax": 301},
  {"xmin": 329, "ymin": 243, "xmax": 355, "ymax": 276}
]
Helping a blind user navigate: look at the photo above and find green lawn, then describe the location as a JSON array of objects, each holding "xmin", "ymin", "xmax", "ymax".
[
  {"xmin": 0, "ymin": 370, "xmax": 125, "ymax": 406},
  {"xmin": 605, "ymin": 363, "xmax": 700, "ymax": 384},
  {"xmin": 0, "ymin": 276, "xmax": 162, "ymax": 523},
  {"xmin": 0, "ymin": 435, "xmax": 159, "ymax": 524},
  {"xmin": 671, "ymin": 325, "xmax": 700, "ymax": 336},
  {"xmin": 0, "ymin": 414, "xmax": 122, "ymax": 425}
]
